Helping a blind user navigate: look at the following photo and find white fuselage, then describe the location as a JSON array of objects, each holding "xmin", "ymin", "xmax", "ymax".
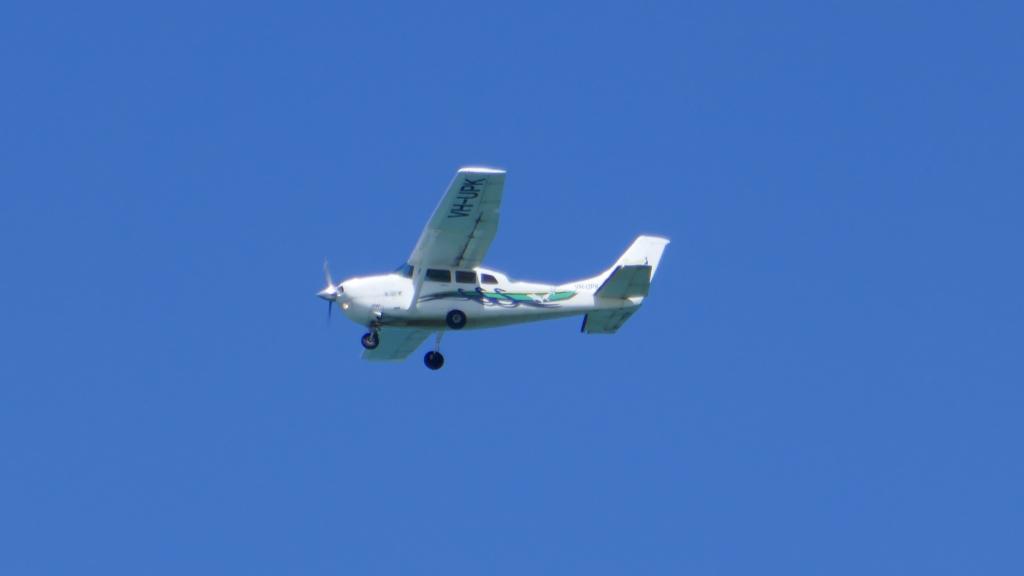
[{"xmin": 334, "ymin": 266, "xmax": 639, "ymax": 331}]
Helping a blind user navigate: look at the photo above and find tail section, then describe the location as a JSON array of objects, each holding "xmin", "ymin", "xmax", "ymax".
[
  {"xmin": 579, "ymin": 235, "xmax": 669, "ymax": 334},
  {"xmin": 576, "ymin": 235, "xmax": 669, "ymax": 289}
]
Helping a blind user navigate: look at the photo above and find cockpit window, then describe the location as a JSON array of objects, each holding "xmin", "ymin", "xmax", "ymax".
[
  {"xmin": 394, "ymin": 263, "xmax": 414, "ymax": 278},
  {"xmin": 425, "ymin": 268, "xmax": 451, "ymax": 282},
  {"xmin": 481, "ymin": 273, "xmax": 498, "ymax": 285},
  {"xmin": 455, "ymin": 270, "xmax": 477, "ymax": 284}
]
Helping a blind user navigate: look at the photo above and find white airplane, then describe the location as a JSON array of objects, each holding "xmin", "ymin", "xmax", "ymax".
[{"xmin": 317, "ymin": 167, "xmax": 669, "ymax": 370}]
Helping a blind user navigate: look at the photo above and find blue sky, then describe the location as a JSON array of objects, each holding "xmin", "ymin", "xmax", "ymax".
[{"xmin": 2, "ymin": 1, "xmax": 1022, "ymax": 574}]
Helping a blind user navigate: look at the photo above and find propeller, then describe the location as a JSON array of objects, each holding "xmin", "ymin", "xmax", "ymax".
[{"xmin": 318, "ymin": 258, "xmax": 339, "ymax": 324}]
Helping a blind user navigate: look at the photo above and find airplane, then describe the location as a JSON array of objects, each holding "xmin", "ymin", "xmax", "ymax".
[{"xmin": 317, "ymin": 167, "xmax": 669, "ymax": 370}]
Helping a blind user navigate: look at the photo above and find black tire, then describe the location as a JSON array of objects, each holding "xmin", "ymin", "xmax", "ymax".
[
  {"xmin": 424, "ymin": 351, "xmax": 445, "ymax": 370},
  {"xmin": 361, "ymin": 331, "xmax": 380, "ymax": 350},
  {"xmin": 445, "ymin": 309, "xmax": 467, "ymax": 330}
]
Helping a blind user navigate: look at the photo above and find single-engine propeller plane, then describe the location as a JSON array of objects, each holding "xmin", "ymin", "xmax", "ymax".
[{"xmin": 317, "ymin": 167, "xmax": 668, "ymax": 370}]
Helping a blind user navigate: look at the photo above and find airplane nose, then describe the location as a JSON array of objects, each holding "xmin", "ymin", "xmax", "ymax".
[
  {"xmin": 318, "ymin": 260, "xmax": 346, "ymax": 301},
  {"xmin": 317, "ymin": 283, "xmax": 344, "ymax": 301}
]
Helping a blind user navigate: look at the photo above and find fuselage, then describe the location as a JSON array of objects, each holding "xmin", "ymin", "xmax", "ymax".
[{"xmin": 333, "ymin": 264, "xmax": 639, "ymax": 331}]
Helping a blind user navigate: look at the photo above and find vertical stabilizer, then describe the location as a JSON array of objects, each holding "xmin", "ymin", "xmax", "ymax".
[
  {"xmin": 565, "ymin": 235, "xmax": 670, "ymax": 295},
  {"xmin": 613, "ymin": 235, "xmax": 670, "ymax": 279}
]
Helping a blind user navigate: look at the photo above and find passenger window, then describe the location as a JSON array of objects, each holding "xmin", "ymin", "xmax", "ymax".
[
  {"xmin": 425, "ymin": 269, "xmax": 451, "ymax": 282},
  {"xmin": 481, "ymin": 273, "xmax": 498, "ymax": 285},
  {"xmin": 455, "ymin": 271, "xmax": 477, "ymax": 284}
]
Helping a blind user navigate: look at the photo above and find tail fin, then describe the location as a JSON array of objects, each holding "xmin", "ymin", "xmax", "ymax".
[
  {"xmin": 613, "ymin": 235, "xmax": 670, "ymax": 279},
  {"xmin": 587, "ymin": 235, "xmax": 669, "ymax": 299},
  {"xmin": 564, "ymin": 235, "xmax": 670, "ymax": 295}
]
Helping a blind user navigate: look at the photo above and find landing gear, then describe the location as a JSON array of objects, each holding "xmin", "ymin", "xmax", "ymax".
[
  {"xmin": 446, "ymin": 309, "xmax": 467, "ymax": 330},
  {"xmin": 360, "ymin": 331, "xmax": 380, "ymax": 350},
  {"xmin": 424, "ymin": 331, "xmax": 445, "ymax": 370},
  {"xmin": 424, "ymin": 350, "xmax": 445, "ymax": 370}
]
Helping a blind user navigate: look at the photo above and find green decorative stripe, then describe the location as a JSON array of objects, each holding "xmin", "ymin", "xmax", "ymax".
[
  {"xmin": 418, "ymin": 288, "xmax": 578, "ymax": 308},
  {"xmin": 545, "ymin": 291, "xmax": 577, "ymax": 302}
]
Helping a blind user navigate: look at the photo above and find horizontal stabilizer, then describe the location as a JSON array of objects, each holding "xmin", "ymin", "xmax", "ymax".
[
  {"xmin": 595, "ymin": 265, "xmax": 652, "ymax": 299},
  {"xmin": 581, "ymin": 307, "xmax": 639, "ymax": 334}
]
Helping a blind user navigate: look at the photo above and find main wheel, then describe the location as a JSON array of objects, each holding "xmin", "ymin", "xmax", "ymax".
[
  {"xmin": 361, "ymin": 331, "xmax": 380, "ymax": 350},
  {"xmin": 445, "ymin": 309, "xmax": 467, "ymax": 330},
  {"xmin": 424, "ymin": 351, "xmax": 445, "ymax": 370}
]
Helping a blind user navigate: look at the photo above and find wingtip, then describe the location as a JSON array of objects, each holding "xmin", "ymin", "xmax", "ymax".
[{"xmin": 458, "ymin": 166, "xmax": 506, "ymax": 174}]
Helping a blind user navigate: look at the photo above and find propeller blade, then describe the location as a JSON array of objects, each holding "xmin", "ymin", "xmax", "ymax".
[
  {"xmin": 323, "ymin": 258, "xmax": 334, "ymax": 288},
  {"xmin": 327, "ymin": 300, "xmax": 332, "ymax": 324}
]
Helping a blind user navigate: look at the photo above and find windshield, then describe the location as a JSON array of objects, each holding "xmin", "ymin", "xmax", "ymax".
[{"xmin": 394, "ymin": 263, "xmax": 414, "ymax": 278}]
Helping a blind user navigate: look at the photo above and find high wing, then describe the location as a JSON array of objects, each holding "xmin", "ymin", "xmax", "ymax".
[
  {"xmin": 408, "ymin": 167, "xmax": 506, "ymax": 269},
  {"xmin": 362, "ymin": 327, "xmax": 432, "ymax": 362}
]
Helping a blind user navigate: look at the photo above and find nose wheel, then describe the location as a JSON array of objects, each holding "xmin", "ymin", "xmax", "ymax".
[
  {"xmin": 424, "ymin": 331, "xmax": 445, "ymax": 370},
  {"xmin": 360, "ymin": 331, "xmax": 380, "ymax": 350}
]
